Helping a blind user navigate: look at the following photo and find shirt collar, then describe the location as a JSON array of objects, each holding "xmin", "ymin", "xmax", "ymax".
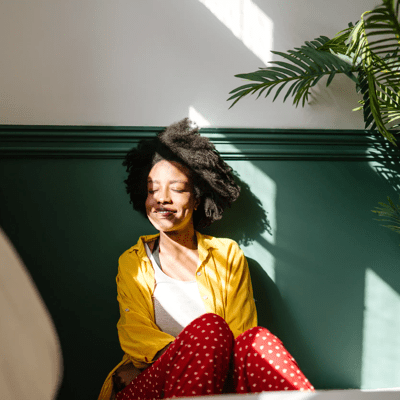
[{"xmin": 133, "ymin": 231, "xmax": 216, "ymax": 261}]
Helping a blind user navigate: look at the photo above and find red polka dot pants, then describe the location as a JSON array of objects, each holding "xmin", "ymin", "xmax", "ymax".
[
  {"xmin": 115, "ymin": 314, "xmax": 314, "ymax": 400},
  {"xmin": 233, "ymin": 327, "xmax": 313, "ymax": 392}
]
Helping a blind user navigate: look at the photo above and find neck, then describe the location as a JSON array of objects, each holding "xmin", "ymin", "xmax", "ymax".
[{"xmin": 159, "ymin": 225, "xmax": 197, "ymax": 252}]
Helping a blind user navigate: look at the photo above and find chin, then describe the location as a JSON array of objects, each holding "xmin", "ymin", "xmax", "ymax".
[
  {"xmin": 153, "ymin": 223, "xmax": 189, "ymax": 234},
  {"xmin": 149, "ymin": 220, "xmax": 175, "ymax": 232},
  {"xmin": 148, "ymin": 215, "xmax": 193, "ymax": 233}
]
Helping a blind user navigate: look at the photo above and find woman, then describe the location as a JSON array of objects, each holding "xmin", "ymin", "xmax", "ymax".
[{"xmin": 98, "ymin": 119, "xmax": 314, "ymax": 400}]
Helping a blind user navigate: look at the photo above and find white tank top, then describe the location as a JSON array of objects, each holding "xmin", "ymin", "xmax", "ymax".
[{"xmin": 144, "ymin": 242, "xmax": 206, "ymax": 337}]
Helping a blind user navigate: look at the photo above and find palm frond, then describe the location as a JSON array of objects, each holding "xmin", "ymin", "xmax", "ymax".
[
  {"xmin": 372, "ymin": 196, "xmax": 400, "ymax": 242},
  {"xmin": 356, "ymin": 70, "xmax": 398, "ymax": 144},
  {"xmin": 347, "ymin": 4, "xmax": 400, "ymax": 72},
  {"xmin": 343, "ymin": 0, "xmax": 400, "ymax": 144},
  {"xmin": 228, "ymin": 37, "xmax": 358, "ymax": 109},
  {"xmin": 318, "ymin": 23, "xmax": 355, "ymax": 54}
]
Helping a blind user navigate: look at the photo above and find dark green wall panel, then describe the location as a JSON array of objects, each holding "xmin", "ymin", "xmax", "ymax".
[{"xmin": 1, "ymin": 126, "xmax": 399, "ymax": 398}]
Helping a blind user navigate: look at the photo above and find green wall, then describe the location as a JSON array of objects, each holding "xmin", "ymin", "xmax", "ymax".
[{"xmin": 1, "ymin": 126, "xmax": 399, "ymax": 398}]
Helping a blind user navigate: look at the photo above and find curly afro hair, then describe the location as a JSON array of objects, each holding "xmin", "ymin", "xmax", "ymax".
[{"xmin": 123, "ymin": 118, "xmax": 240, "ymax": 229}]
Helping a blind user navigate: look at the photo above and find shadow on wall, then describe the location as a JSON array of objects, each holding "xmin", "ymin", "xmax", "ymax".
[
  {"xmin": 204, "ymin": 173, "xmax": 272, "ymax": 246},
  {"xmin": 367, "ymin": 134, "xmax": 400, "ymax": 199},
  {"xmin": 204, "ymin": 174, "xmax": 311, "ymax": 379},
  {"xmin": 204, "ymin": 174, "xmax": 288, "ymax": 337},
  {"xmin": 202, "ymin": 174, "xmax": 281, "ymax": 330}
]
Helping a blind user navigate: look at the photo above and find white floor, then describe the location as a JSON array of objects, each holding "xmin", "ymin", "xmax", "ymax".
[{"xmin": 181, "ymin": 389, "xmax": 400, "ymax": 400}]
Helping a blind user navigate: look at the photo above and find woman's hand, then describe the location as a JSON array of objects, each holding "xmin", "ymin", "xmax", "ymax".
[
  {"xmin": 112, "ymin": 344, "xmax": 171, "ymax": 394},
  {"xmin": 112, "ymin": 344, "xmax": 170, "ymax": 393},
  {"xmin": 112, "ymin": 363, "xmax": 142, "ymax": 393},
  {"xmin": 154, "ymin": 343, "xmax": 171, "ymax": 361}
]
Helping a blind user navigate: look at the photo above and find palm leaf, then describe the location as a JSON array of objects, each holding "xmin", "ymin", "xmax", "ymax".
[
  {"xmin": 372, "ymin": 196, "xmax": 400, "ymax": 243},
  {"xmin": 357, "ymin": 69, "xmax": 398, "ymax": 144},
  {"xmin": 318, "ymin": 24, "xmax": 355, "ymax": 55},
  {"xmin": 228, "ymin": 37, "xmax": 358, "ymax": 109}
]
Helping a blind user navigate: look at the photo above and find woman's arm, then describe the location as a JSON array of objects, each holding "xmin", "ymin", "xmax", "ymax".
[{"xmin": 116, "ymin": 250, "xmax": 175, "ymax": 369}]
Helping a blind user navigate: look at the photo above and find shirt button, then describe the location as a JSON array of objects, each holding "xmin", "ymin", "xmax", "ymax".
[
  {"xmin": 203, "ymin": 295, "xmax": 208, "ymax": 300},
  {"xmin": 197, "ymin": 272, "xmax": 201, "ymax": 276}
]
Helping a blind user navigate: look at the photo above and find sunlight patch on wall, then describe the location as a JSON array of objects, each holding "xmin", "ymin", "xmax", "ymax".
[
  {"xmin": 198, "ymin": 0, "xmax": 273, "ymax": 65},
  {"xmin": 361, "ymin": 268, "xmax": 400, "ymax": 388},
  {"xmin": 368, "ymin": 160, "xmax": 400, "ymax": 193},
  {"xmin": 237, "ymin": 161, "xmax": 277, "ymax": 280},
  {"xmin": 247, "ymin": 162, "xmax": 276, "ymax": 246},
  {"xmin": 189, "ymin": 106, "xmax": 211, "ymax": 127}
]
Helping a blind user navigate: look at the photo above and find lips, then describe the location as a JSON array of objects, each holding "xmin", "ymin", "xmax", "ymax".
[{"xmin": 155, "ymin": 208, "xmax": 176, "ymax": 217}]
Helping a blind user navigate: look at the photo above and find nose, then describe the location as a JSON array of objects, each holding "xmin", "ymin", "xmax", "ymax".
[{"xmin": 155, "ymin": 187, "xmax": 171, "ymax": 204}]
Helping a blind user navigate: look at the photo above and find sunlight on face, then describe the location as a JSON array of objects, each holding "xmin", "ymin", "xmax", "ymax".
[{"xmin": 145, "ymin": 160, "xmax": 198, "ymax": 234}]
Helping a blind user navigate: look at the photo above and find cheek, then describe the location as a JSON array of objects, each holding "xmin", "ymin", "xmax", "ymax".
[
  {"xmin": 145, "ymin": 196, "xmax": 153, "ymax": 213},
  {"xmin": 183, "ymin": 198, "xmax": 196, "ymax": 214}
]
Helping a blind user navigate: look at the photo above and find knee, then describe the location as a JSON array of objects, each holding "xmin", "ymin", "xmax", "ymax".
[
  {"xmin": 235, "ymin": 326, "xmax": 283, "ymax": 353},
  {"xmin": 188, "ymin": 313, "xmax": 233, "ymax": 348},
  {"xmin": 234, "ymin": 326, "xmax": 288, "ymax": 365},
  {"xmin": 237, "ymin": 326, "xmax": 280, "ymax": 344},
  {"xmin": 191, "ymin": 313, "xmax": 229, "ymax": 331}
]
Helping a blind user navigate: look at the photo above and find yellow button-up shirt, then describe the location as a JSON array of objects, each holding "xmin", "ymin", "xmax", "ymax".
[{"xmin": 98, "ymin": 231, "xmax": 257, "ymax": 400}]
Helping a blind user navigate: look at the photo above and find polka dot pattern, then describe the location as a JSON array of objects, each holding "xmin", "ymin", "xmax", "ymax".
[
  {"xmin": 115, "ymin": 314, "xmax": 314, "ymax": 399},
  {"xmin": 115, "ymin": 313, "xmax": 234, "ymax": 400},
  {"xmin": 233, "ymin": 327, "xmax": 314, "ymax": 393}
]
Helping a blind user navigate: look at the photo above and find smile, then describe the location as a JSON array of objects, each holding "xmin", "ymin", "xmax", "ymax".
[{"xmin": 155, "ymin": 209, "xmax": 176, "ymax": 216}]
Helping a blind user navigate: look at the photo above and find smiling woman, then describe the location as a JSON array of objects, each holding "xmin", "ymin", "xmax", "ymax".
[
  {"xmin": 97, "ymin": 118, "xmax": 314, "ymax": 400},
  {"xmin": 146, "ymin": 160, "xmax": 200, "ymax": 280},
  {"xmin": 146, "ymin": 161, "xmax": 199, "ymax": 237}
]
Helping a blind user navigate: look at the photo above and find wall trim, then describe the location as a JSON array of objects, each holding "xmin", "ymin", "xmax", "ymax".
[{"xmin": 0, "ymin": 125, "xmax": 398, "ymax": 161}]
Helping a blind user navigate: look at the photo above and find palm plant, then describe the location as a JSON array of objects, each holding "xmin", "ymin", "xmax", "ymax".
[
  {"xmin": 228, "ymin": 0, "xmax": 400, "ymax": 241},
  {"xmin": 228, "ymin": 0, "xmax": 400, "ymax": 146}
]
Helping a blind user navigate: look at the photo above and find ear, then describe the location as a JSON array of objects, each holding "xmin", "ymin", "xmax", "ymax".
[{"xmin": 194, "ymin": 197, "xmax": 201, "ymax": 211}]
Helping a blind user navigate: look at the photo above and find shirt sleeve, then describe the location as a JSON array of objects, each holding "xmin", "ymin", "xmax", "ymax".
[
  {"xmin": 116, "ymin": 251, "xmax": 175, "ymax": 369},
  {"xmin": 224, "ymin": 242, "xmax": 258, "ymax": 338}
]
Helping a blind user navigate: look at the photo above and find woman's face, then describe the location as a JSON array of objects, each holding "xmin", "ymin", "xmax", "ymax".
[{"xmin": 145, "ymin": 160, "xmax": 199, "ymax": 233}]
